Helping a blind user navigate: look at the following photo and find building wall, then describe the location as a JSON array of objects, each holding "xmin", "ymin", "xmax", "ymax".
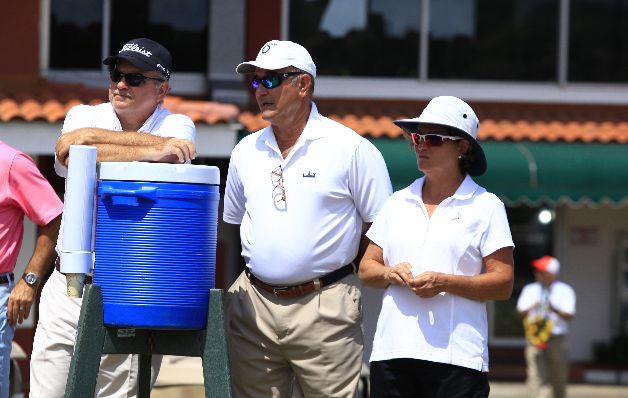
[
  {"xmin": 557, "ymin": 205, "xmax": 628, "ymax": 361},
  {"xmin": 245, "ymin": 0, "xmax": 282, "ymax": 60},
  {"xmin": 0, "ymin": 0, "xmax": 39, "ymax": 76}
]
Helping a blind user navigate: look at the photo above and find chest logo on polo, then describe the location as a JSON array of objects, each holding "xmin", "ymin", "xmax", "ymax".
[
  {"xmin": 302, "ymin": 171, "xmax": 316, "ymax": 178},
  {"xmin": 451, "ymin": 212, "xmax": 461, "ymax": 221}
]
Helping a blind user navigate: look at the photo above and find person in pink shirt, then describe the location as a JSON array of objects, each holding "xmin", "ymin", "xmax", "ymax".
[{"xmin": 0, "ymin": 140, "xmax": 63, "ymax": 398}]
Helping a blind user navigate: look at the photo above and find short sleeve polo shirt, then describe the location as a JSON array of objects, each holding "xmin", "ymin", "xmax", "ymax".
[
  {"xmin": 0, "ymin": 141, "xmax": 63, "ymax": 273},
  {"xmin": 223, "ymin": 103, "xmax": 392, "ymax": 284},
  {"xmin": 54, "ymin": 103, "xmax": 196, "ymax": 177},
  {"xmin": 366, "ymin": 175, "xmax": 514, "ymax": 372}
]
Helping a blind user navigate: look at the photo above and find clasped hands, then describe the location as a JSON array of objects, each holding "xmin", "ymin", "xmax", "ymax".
[{"xmin": 385, "ymin": 262, "xmax": 445, "ymax": 298}]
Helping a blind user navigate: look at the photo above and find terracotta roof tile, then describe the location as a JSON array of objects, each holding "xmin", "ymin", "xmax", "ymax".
[
  {"xmin": 0, "ymin": 79, "xmax": 239, "ymax": 126},
  {"xmin": 2, "ymin": 81, "xmax": 628, "ymax": 143},
  {"xmin": 234, "ymin": 99, "xmax": 628, "ymax": 143}
]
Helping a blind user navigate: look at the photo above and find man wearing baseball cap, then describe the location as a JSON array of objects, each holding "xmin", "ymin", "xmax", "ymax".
[
  {"xmin": 517, "ymin": 256, "xmax": 576, "ymax": 398},
  {"xmin": 224, "ymin": 40, "xmax": 392, "ymax": 397},
  {"xmin": 30, "ymin": 38, "xmax": 196, "ymax": 398}
]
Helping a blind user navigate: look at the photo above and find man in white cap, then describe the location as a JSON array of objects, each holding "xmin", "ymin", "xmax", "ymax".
[
  {"xmin": 30, "ymin": 37, "xmax": 196, "ymax": 398},
  {"xmin": 517, "ymin": 256, "xmax": 576, "ymax": 398},
  {"xmin": 223, "ymin": 40, "xmax": 392, "ymax": 397}
]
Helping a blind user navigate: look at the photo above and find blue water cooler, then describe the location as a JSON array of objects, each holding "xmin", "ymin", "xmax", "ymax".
[{"xmin": 93, "ymin": 162, "xmax": 220, "ymax": 329}]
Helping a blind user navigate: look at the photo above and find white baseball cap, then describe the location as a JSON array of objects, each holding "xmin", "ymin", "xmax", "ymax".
[
  {"xmin": 236, "ymin": 40, "xmax": 316, "ymax": 78},
  {"xmin": 393, "ymin": 96, "xmax": 487, "ymax": 176},
  {"xmin": 532, "ymin": 256, "xmax": 561, "ymax": 274}
]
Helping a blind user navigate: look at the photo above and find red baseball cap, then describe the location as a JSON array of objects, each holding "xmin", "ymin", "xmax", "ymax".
[{"xmin": 532, "ymin": 256, "xmax": 560, "ymax": 274}]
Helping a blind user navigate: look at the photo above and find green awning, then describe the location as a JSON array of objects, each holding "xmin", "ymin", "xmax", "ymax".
[{"xmin": 369, "ymin": 138, "xmax": 628, "ymax": 207}]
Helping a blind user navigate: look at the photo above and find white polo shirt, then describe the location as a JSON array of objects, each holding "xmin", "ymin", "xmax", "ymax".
[
  {"xmin": 223, "ymin": 103, "xmax": 392, "ymax": 284},
  {"xmin": 517, "ymin": 280, "xmax": 576, "ymax": 336},
  {"xmin": 54, "ymin": 102, "xmax": 196, "ymax": 177},
  {"xmin": 367, "ymin": 175, "xmax": 514, "ymax": 372}
]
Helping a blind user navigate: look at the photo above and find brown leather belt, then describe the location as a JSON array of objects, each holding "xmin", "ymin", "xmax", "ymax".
[
  {"xmin": 245, "ymin": 263, "xmax": 355, "ymax": 299},
  {"xmin": 0, "ymin": 273, "xmax": 14, "ymax": 285},
  {"xmin": 55, "ymin": 257, "xmax": 93, "ymax": 284}
]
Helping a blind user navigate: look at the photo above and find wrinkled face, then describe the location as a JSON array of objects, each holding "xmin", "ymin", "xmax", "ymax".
[
  {"xmin": 252, "ymin": 67, "xmax": 309, "ymax": 125},
  {"xmin": 410, "ymin": 123, "xmax": 469, "ymax": 176},
  {"xmin": 108, "ymin": 60, "xmax": 168, "ymax": 117}
]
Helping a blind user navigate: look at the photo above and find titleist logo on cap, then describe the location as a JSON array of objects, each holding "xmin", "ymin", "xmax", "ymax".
[{"xmin": 120, "ymin": 43, "xmax": 153, "ymax": 58}]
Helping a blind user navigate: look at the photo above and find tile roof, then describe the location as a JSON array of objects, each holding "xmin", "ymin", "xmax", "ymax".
[
  {"xmin": 241, "ymin": 99, "xmax": 628, "ymax": 143},
  {"xmin": 1, "ymin": 80, "xmax": 627, "ymax": 143},
  {"xmin": 0, "ymin": 79, "xmax": 239, "ymax": 125}
]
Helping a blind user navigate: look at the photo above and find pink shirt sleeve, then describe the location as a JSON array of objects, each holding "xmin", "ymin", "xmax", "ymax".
[{"xmin": 9, "ymin": 153, "xmax": 64, "ymax": 225}]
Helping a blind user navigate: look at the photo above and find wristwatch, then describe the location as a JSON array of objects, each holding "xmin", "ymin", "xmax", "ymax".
[{"xmin": 22, "ymin": 272, "xmax": 40, "ymax": 287}]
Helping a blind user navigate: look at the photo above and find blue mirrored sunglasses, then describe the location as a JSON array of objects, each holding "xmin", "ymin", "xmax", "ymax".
[{"xmin": 251, "ymin": 72, "xmax": 302, "ymax": 90}]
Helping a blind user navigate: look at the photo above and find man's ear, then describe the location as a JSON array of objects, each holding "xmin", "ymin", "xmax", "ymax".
[
  {"xmin": 156, "ymin": 81, "xmax": 169, "ymax": 100},
  {"xmin": 299, "ymin": 74, "xmax": 312, "ymax": 95}
]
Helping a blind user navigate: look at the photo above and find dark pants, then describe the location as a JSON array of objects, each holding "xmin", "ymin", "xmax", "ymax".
[{"xmin": 370, "ymin": 358, "xmax": 490, "ymax": 398}]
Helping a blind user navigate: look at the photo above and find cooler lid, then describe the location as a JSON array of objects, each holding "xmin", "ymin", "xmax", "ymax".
[{"xmin": 98, "ymin": 162, "xmax": 220, "ymax": 185}]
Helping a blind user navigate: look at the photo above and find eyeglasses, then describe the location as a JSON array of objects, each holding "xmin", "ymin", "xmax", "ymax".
[
  {"xmin": 110, "ymin": 69, "xmax": 166, "ymax": 87},
  {"xmin": 251, "ymin": 72, "xmax": 302, "ymax": 90},
  {"xmin": 271, "ymin": 165, "xmax": 286, "ymax": 204},
  {"xmin": 410, "ymin": 133, "xmax": 463, "ymax": 148}
]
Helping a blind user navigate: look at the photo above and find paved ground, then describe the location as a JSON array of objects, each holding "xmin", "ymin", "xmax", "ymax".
[
  {"xmin": 489, "ymin": 382, "xmax": 628, "ymax": 398},
  {"xmin": 152, "ymin": 382, "xmax": 628, "ymax": 398},
  {"xmin": 151, "ymin": 358, "xmax": 628, "ymax": 397}
]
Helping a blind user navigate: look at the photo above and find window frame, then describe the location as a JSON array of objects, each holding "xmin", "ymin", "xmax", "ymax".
[
  {"xmin": 283, "ymin": 0, "xmax": 628, "ymax": 104},
  {"xmin": 40, "ymin": 0, "xmax": 209, "ymax": 96}
]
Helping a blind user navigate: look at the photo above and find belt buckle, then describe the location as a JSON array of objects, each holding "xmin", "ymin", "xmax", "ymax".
[{"xmin": 272, "ymin": 286, "xmax": 291, "ymax": 297}]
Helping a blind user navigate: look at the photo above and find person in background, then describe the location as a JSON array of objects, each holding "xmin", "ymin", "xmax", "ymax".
[
  {"xmin": 223, "ymin": 40, "xmax": 392, "ymax": 397},
  {"xmin": 30, "ymin": 37, "xmax": 196, "ymax": 398},
  {"xmin": 517, "ymin": 255, "xmax": 576, "ymax": 398},
  {"xmin": 0, "ymin": 140, "xmax": 63, "ymax": 398},
  {"xmin": 359, "ymin": 96, "xmax": 515, "ymax": 398}
]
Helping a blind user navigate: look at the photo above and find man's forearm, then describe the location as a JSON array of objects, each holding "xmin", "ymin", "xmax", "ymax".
[
  {"xmin": 25, "ymin": 216, "xmax": 61, "ymax": 277},
  {"xmin": 57, "ymin": 128, "xmax": 196, "ymax": 165},
  {"xmin": 92, "ymin": 143, "xmax": 162, "ymax": 163},
  {"xmin": 72, "ymin": 128, "xmax": 170, "ymax": 147}
]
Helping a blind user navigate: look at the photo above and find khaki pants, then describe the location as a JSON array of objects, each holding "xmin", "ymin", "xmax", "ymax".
[
  {"xmin": 226, "ymin": 271, "xmax": 363, "ymax": 398},
  {"xmin": 30, "ymin": 269, "xmax": 161, "ymax": 398},
  {"xmin": 525, "ymin": 335, "xmax": 568, "ymax": 398}
]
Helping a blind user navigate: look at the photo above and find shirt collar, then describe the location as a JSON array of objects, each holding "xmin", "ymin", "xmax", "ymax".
[
  {"xmin": 258, "ymin": 102, "xmax": 325, "ymax": 148},
  {"xmin": 408, "ymin": 174, "xmax": 480, "ymax": 203},
  {"xmin": 110, "ymin": 103, "xmax": 162, "ymax": 132},
  {"xmin": 451, "ymin": 175, "xmax": 480, "ymax": 200}
]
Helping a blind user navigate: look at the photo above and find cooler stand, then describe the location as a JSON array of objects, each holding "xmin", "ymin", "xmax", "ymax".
[{"xmin": 64, "ymin": 285, "xmax": 231, "ymax": 398}]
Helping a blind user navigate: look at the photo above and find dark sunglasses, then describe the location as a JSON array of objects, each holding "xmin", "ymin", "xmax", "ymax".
[
  {"xmin": 110, "ymin": 69, "xmax": 166, "ymax": 87},
  {"xmin": 410, "ymin": 133, "xmax": 463, "ymax": 147},
  {"xmin": 251, "ymin": 72, "xmax": 302, "ymax": 90}
]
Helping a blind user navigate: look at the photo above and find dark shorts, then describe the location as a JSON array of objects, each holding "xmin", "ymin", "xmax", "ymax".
[{"xmin": 370, "ymin": 358, "xmax": 489, "ymax": 398}]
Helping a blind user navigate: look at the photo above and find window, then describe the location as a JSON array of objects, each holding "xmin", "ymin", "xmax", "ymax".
[
  {"xmin": 569, "ymin": 0, "xmax": 628, "ymax": 82},
  {"xmin": 289, "ymin": 0, "xmax": 558, "ymax": 81},
  {"xmin": 289, "ymin": 0, "xmax": 421, "ymax": 77},
  {"xmin": 49, "ymin": 0, "xmax": 103, "ymax": 69},
  {"xmin": 429, "ymin": 0, "xmax": 558, "ymax": 81},
  {"xmin": 48, "ymin": 0, "xmax": 209, "ymax": 73}
]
